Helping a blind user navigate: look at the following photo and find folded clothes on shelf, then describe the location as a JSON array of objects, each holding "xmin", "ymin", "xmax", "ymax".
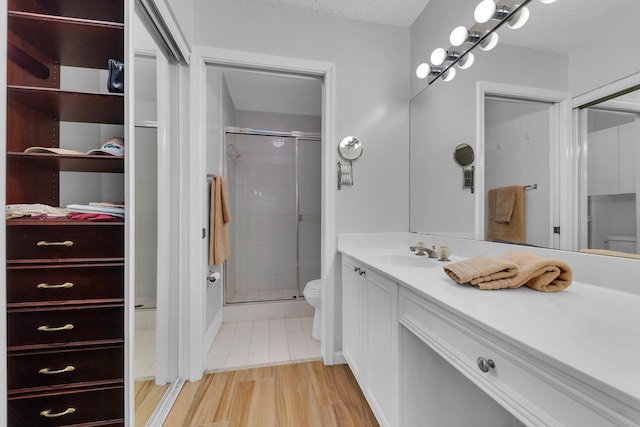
[
  {"xmin": 24, "ymin": 137, "xmax": 125, "ymax": 157},
  {"xmin": 6, "ymin": 203, "xmax": 69, "ymax": 219},
  {"xmin": 67, "ymin": 204, "xmax": 125, "ymax": 218}
]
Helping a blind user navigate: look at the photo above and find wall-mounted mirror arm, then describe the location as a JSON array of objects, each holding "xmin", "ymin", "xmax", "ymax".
[
  {"xmin": 337, "ymin": 136, "xmax": 363, "ymax": 190},
  {"xmin": 454, "ymin": 143, "xmax": 475, "ymax": 194}
]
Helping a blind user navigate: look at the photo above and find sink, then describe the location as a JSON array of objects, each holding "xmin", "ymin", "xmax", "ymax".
[{"xmin": 370, "ymin": 253, "xmax": 440, "ymax": 268}]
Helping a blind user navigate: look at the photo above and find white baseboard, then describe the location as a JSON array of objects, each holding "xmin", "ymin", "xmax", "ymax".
[
  {"xmin": 332, "ymin": 351, "xmax": 346, "ymax": 365},
  {"xmin": 204, "ymin": 309, "xmax": 223, "ymax": 354}
]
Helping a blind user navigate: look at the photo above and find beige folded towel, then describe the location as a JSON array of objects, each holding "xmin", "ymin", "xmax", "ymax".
[
  {"xmin": 209, "ymin": 176, "xmax": 231, "ymax": 266},
  {"xmin": 443, "ymin": 255, "xmax": 520, "ymax": 290},
  {"xmin": 501, "ymin": 251, "xmax": 572, "ymax": 292},
  {"xmin": 487, "ymin": 186, "xmax": 526, "ymax": 243},
  {"xmin": 495, "ymin": 185, "xmax": 517, "ymax": 223}
]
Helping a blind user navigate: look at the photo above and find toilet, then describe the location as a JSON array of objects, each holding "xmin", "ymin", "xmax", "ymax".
[
  {"xmin": 303, "ymin": 279, "xmax": 322, "ymax": 341},
  {"xmin": 605, "ymin": 235, "xmax": 637, "ymax": 253}
]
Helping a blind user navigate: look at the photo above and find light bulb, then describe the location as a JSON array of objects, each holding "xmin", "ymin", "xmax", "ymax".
[
  {"xmin": 540, "ymin": 0, "xmax": 556, "ymax": 3},
  {"xmin": 474, "ymin": 0, "xmax": 496, "ymax": 23},
  {"xmin": 450, "ymin": 26, "xmax": 469, "ymax": 47},
  {"xmin": 507, "ymin": 7, "xmax": 530, "ymax": 29},
  {"xmin": 430, "ymin": 48, "xmax": 447, "ymax": 66},
  {"xmin": 442, "ymin": 68, "xmax": 456, "ymax": 82},
  {"xmin": 416, "ymin": 63, "xmax": 431, "ymax": 79},
  {"xmin": 479, "ymin": 32, "xmax": 498, "ymax": 51},
  {"xmin": 457, "ymin": 53, "xmax": 475, "ymax": 70}
]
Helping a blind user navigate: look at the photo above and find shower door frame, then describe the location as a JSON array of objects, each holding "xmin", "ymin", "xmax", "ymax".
[{"xmin": 223, "ymin": 127, "xmax": 322, "ymax": 304}]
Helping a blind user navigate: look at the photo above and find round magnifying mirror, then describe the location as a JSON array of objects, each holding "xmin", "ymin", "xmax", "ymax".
[
  {"xmin": 338, "ymin": 136, "xmax": 363, "ymax": 161},
  {"xmin": 453, "ymin": 143, "xmax": 474, "ymax": 166}
]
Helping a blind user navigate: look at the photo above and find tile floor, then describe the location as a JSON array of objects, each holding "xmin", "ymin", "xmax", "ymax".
[
  {"xmin": 135, "ymin": 316, "xmax": 320, "ymax": 381},
  {"xmin": 228, "ymin": 287, "xmax": 299, "ymax": 303},
  {"xmin": 205, "ymin": 316, "xmax": 320, "ymax": 371},
  {"xmin": 135, "ymin": 328, "xmax": 156, "ymax": 380}
]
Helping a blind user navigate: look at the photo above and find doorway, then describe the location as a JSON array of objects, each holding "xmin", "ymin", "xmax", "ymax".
[
  {"xmin": 476, "ymin": 82, "xmax": 571, "ymax": 249},
  {"xmin": 224, "ymin": 129, "xmax": 321, "ymax": 305},
  {"xmin": 484, "ymin": 96, "xmax": 552, "ymax": 247}
]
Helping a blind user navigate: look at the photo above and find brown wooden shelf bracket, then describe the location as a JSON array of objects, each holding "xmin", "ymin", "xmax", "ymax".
[{"xmin": 8, "ymin": 41, "xmax": 50, "ymax": 80}]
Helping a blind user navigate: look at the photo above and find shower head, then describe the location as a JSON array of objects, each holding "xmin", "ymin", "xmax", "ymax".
[{"xmin": 227, "ymin": 144, "xmax": 241, "ymax": 161}]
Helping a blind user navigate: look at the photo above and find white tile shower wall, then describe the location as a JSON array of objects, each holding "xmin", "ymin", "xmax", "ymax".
[{"xmin": 230, "ymin": 134, "xmax": 297, "ymax": 295}]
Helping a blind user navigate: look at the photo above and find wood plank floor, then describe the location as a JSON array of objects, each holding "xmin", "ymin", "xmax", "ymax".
[
  {"xmin": 136, "ymin": 380, "xmax": 170, "ymax": 426},
  {"xmin": 161, "ymin": 361, "xmax": 379, "ymax": 427}
]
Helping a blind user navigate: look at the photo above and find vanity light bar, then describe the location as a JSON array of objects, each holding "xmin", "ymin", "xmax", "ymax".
[{"xmin": 416, "ymin": 0, "xmax": 551, "ymax": 85}]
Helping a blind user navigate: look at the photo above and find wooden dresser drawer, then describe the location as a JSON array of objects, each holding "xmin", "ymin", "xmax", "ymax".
[
  {"xmin": 7, "ymin": 222, "xmax": 124, "ymax": 262},
  {"xmin": 8, "ymin": 345, "xmax": 124, "ymax": 392},
  {"xmin": 7, "ymin": 305, "xmax": 124, "ymax": 349},
  {"xmin": 7, "ymin": 263, "xmax": 124, "ymax": 305},
  {"xmin": 8, "ymin": 385, "xmax": 124, "ymax": 426}
]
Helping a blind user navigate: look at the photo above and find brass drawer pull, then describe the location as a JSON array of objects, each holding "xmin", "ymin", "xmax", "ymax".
[
  {"xmin": 39, "ymin": 366, "xmax": 76, "ymax": 375},
  {"xmin": 37, "ymin": 324, "xmax": 74, "ymax": 332},
  {"xmin": 37, "ymin": 240, "xmax": 74, "ymax": 247},
  {"xmin": 40, "ymin": 408, "xmax": 76, "ymax": 418},
  {"xmin": 37, "ymin": 282, "xmax": 74, "ymax": 289}
]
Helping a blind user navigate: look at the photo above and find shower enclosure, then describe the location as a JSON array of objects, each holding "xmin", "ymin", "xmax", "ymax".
[{"xmin": 224, "ymin": 128, "xmax": 321, "ymax": 304}]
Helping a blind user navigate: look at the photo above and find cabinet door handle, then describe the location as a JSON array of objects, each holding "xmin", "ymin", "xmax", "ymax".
[
  {"xmin": 477, "ymin": 357, "xmax": 495, "ymax": 373},
  {"xmin": 40, "ymin": 408, "xmax": 76, "ymax": 418},
  {"xmin": 39, "ymin": 366, "xmax": 76, "ymax": 375},
  {"xmin": 37, "ymin": 240, "xmax": 74, "ymax": 247},
  {"xmin": 37, "ymin": 282, "xmax": 74, "ymax": 289},
  {"xmin": 358, "ymin": 270, "xmax": 366, "ymax": 276},
  {"xmin": 37, "ymin": 324, "xmax": 74, "ymax": 332},
  {"xmin": 354, "ymin": 267, "xmax": 361, "ymax": 273}
]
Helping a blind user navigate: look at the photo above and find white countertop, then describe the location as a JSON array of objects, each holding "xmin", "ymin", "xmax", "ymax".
[{"xmin": 338, "ymin": 233, "xmax": 640, "ymax": 409}]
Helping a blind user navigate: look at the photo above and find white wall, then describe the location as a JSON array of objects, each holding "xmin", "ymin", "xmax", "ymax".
[
  {"xmin": 569, "ymin": 15, "xmax": 640, "ymax": 98},
  {"xmin": 409, "ymin": 42, "xmax": 568, "ymax": 234},
  {"xmin": 194, "ymin": 0, "xmax": 410, "ymax": 354},
  {"xmin": 193, "ymin": 0, "xmax": 410, "ymax": 235}
]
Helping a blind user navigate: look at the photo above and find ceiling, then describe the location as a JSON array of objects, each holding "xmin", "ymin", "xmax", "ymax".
[
  {"xmin": 220, "ymin": 0, "xmax": 640, "ymax": 117},
  {"xmin": 221, "ymin": 69, "xmax": 322, "ymax": 117},
  {"xmin": 238, "ymin": 0, "xmax": 432, "ymax": 27}
]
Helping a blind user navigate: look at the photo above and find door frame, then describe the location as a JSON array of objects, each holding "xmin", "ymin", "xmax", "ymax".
[
  {"xmin": 476, "ymin": 81, "xmax": 572, "ymax": 249},
  {"xmin": 186, "ymin": 46, "xmax": 336, "ymax": 381}
]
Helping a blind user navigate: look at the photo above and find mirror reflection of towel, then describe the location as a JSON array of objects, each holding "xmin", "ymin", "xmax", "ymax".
[
  {"xmin": 495, "ymin": 185, "xmax": 517, "ymax": 223},
  {"xmin": 487, "ymin": 186, "xmax": 526, "ymax": 243},
  {"xmin": 209, "ymin": 176, "xmax": 231, "ymax": 266}
]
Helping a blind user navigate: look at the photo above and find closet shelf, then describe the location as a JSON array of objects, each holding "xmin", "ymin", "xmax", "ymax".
[
  {"xmin": 9, "ymin": 0, "xmax": 124, "ymax": 24},
  {"xmin": 9, "ymin": 11, "xmax": 124, "ymax": 69},
  {"xmin": 7, "ymin": 152, "xmax": 124, "ymax": 173},
  {"xmin": 8, "ymin": 85, "xmax": 124, "ymax": 124}
]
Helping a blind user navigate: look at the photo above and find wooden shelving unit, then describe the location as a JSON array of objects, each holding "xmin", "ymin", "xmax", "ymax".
[
  {"xmin": 5, "ymin": 0, "xmax": 126, "ymax": 424},
  {"xmin": 7, "ymin": 152, "xmax": 124, "ymax": 173}
]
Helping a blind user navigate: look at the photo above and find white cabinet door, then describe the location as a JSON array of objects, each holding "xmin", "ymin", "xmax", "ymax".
[
  {"xmin": 364, "ymin": 268, "xmax": 398, "ymax": 427},
  {"xmin": 341, "ymin": 257, "xmax": 364, "ymax": 380},
  {"xmin": 618, "ymin": 121, "xmax": 636, "ymax": 194},
  {"xmin": 341, "ymin": 257, "xmax": 399, "ymax": 427},
  {"xmin": 588, "ymin": 127, "xmax": 619, "ymax": 196}
]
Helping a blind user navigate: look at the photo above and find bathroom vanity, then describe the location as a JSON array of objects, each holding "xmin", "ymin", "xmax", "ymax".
[{"xmin": 339, "ymin": 233, "xmax": 640, "ymax": 427}]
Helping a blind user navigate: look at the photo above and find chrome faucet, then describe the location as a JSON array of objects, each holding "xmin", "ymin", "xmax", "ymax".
[{"xmin": 409, "ymin": 242, "xmax": 437, "ymax": 258}]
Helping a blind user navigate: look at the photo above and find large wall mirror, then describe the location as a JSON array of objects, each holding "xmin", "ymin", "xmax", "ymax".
[{"xmin": 410, "ymin": 0, "xmax": 640, "ymax": 256}]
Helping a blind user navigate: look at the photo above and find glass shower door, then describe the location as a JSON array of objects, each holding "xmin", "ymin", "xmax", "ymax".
[{"xmin": 297, "ymin": 139, "xmax": 321, "ymax": 293}]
